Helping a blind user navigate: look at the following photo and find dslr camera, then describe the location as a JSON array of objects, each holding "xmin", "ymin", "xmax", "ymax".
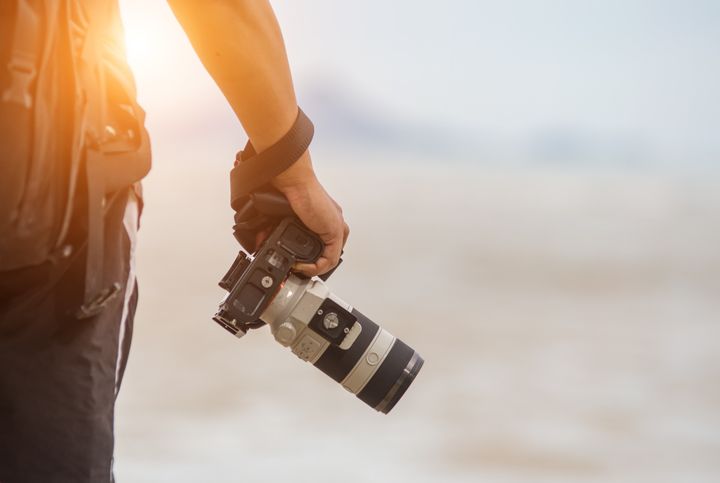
[{"xmin": 213, "ymin": 215, "xmax": 424, "ymax": 413}]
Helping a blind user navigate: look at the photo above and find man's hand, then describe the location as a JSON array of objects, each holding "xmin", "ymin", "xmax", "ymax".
[
  {"xmin": 271, "ymin": 152, "xmax": 349, "ymax": 277},
  {"xmin": 168, "ymin": 0, "xmax": 348, "ymax": 275}
]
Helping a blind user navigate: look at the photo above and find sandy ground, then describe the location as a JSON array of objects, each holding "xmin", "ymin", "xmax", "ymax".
[{"xmin": 114, "ymin": 149, "xmax": 720, "ymax": 483}]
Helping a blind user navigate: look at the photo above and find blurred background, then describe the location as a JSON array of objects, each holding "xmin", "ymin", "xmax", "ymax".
[{"xmin": 115, "ymin": 1, "xmax": 720, "ymax": 482}]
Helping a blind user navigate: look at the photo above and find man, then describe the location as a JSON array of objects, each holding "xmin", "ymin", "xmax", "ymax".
[{"xmin": 0, "ymin": 1, "xmax": 349, "ymax": 481}]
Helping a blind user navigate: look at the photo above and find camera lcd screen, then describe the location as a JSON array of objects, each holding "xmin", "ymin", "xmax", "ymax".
[{"xmin": 233, "ymin": 283, "xmax": 265, "ymax": 316}]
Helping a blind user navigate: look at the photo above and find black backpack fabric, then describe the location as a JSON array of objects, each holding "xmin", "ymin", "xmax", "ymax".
[{"xmin": 0, "ymin": 1, "xmax": 150, "ymax": 285}]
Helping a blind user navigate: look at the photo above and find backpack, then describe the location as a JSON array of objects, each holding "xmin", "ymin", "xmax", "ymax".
[{"xmin": 0, "ymin": 0, "xmax": 150, "ymax": 314}]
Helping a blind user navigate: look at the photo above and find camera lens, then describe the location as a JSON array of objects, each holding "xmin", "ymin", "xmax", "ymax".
[
  {"xmin": 358, "ymin": 337, "xmax": 424, "ymax": 414},
  {"xmin": 313, "ymin": 309, "xmax": 424, "ymax": 414}
]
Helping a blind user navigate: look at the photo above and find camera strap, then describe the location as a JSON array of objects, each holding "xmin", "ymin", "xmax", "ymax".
[{"xmin": 229, "ymin": 107, "xmax": 314, "ymax": 211}]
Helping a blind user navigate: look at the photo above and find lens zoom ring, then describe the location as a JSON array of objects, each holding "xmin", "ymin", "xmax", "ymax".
[{"xmin": 356, "ymin": 338, "xmax": 415, "ymax": 409}]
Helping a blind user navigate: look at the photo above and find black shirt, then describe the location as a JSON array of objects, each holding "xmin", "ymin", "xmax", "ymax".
[{"xmin": 0, "ymin": 2, "xmax": 16, "ymax": 92}]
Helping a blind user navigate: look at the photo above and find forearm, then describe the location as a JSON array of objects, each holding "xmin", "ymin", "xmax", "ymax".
[
  {"xmin": 168, "ymin": 0, "xmax": 299, "ymax": 152},
  {"xmin": 169, "ymin": 0, "xmax": 347, "ymax": 276}
]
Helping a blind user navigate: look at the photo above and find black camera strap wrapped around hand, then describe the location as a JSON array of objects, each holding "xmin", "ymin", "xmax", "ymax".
[
  {"xmin": 229, "ymin": 107, "xmax": 314, "ymax": 253},
  {"xmin": 230, "ymin": 107, "xmax": 314, "ymax": 209}
]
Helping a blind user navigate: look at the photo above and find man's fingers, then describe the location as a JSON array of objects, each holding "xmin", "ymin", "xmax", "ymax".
[
  {"xmin": 294, "ymin": 233, "xmax": 343, "ymax": 277},
  {"xmin": 274, "ymin": 173, "xmax": 348, "ymax": 277},
  {"xmin": 330, "ymin": 198, "xmax": 343, "ymax": 214},
  {"xmin": 342, "ymin": 222, "xmax": 350, "ymax": 246},
  {"xmin": 294, "ymin": 257, "xmax": 331, "ymax": 277}
]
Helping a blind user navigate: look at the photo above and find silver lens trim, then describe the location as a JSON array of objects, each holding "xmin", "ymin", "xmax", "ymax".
[
  {"xmin": 341, "ymin": 328, "xmax": 395, "ymax": 394},
  {"xmin": 374, "ymin": 351, "xmax": 421, "ymax": 413}
]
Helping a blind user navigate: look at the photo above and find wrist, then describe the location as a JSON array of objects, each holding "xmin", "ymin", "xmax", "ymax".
[{"xmin": 270, "ymin": 150, "xmax": 317, "ymax": 193}]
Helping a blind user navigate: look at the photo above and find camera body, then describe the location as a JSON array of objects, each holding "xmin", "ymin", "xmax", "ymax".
[{"xmin": 214, "ymin": 217, "xmax": 423, "ymax": 413}]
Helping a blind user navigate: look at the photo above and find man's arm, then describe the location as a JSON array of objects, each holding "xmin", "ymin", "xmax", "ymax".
[{"xmin": 167, "ymin": 0, "xmax": 348, "ymax": 276}]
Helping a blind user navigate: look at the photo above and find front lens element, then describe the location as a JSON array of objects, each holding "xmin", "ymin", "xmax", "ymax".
[{"xmin": 373, "ymin": 350, "xmax": 424, "ymax": 414}]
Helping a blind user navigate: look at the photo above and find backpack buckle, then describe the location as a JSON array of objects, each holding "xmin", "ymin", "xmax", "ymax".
[{"xmin": 75, "ymin": 282, "xmax": 122, "ymax": 319}]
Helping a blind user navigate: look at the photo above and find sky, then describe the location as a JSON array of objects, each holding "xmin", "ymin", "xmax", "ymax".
[{"xmin": 119, "ymin": 0, "xmax": 720, "ymax": 170}]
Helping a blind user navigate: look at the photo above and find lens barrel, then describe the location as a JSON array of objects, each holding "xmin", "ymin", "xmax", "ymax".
[{"xmin": 313, "ymin": 309, "xmax": 423, "ymax": 413}]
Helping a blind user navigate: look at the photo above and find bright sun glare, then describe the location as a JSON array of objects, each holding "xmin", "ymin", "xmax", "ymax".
[
  {"xmin": 120, "ymin": 1, "xmax": 186, "ymax": 77},
  {"xmin": 122, "ymin": 14, "xmax": 164, "ymax": 72}
]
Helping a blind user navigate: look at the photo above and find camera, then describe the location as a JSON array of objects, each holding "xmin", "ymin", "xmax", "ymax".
[{"xmin": 213, "ymin": 217, "xmax": 424, "ymax": 413}]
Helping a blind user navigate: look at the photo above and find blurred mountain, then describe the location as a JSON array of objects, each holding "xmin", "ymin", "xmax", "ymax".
[
  {"xmin": 525, "ymin": 128, "xmax": 656, "ymax": 170},
  {"xmin": 152, "ymin": 78, "xmax": 714, "ymax": 173},
  {"xmin": 299, "ymin": 80, "xmax": 477, "ymax": 160},
  {"xmin": 299, "ymin": 80, "xmax": 662, "ymax": 170}
]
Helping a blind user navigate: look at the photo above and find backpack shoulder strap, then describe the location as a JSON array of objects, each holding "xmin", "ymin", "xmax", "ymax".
[
  {"xmin": 73, "ymin": 0, "xmax": 134, "ymax": 318},
  {"xmin": 2, "ymin": 0, "xmax": 40, "ymax": 109}
]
